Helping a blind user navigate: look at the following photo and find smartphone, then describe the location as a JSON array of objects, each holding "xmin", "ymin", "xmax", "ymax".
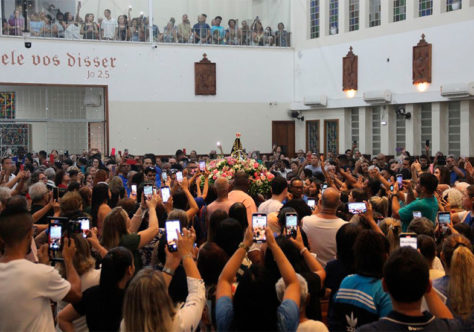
[
  {"xmin": 396, "ymin": 174, "xmax": 403, "ymax": 190},
  {"xmin": 176, "ymin": 171, "xmax": 183, "ymax": 183},
  {"xmin": 78, "ymin": 218, "xmax": 90, "ymax": 238},
  {"xmin": 131, "ymin": 184, "xmax": 137, "ymax": 197},
  {"xmin": 390, "ymin": 185, "xmax": 394, "ymax": 191},
  {"xmin": 438, "ymin": 212, "xmax": 451, "ymax": 225},
  {"xmin": 322, "ymin": 183, "xmax": 328, "ymax": 194},
  {"xmin": 48, "ymin": 217, "xmax": 67, "ymax": 252},
  {"xmin": 348, "ymin": 202, "xmax": 367, "ymax": 214},
  {"xmin": 307, "ymin": 198, "xmax": 316, "ymax": 210},
  {"xmin": 111, "ymin": 165, "xmax": 116, "ymax": 174},
  {"xmin": 161, "ymin": 186, "xmax": 171, "ymax": 203},
  {"xmin": 162, "ymin": 172, "xmax": 168, "ymax": 182},
  {"xmin": 53, "ymin": 187, "xmax": 60, "ymax": 201},
  {"xmin": 285, "ymin": 212, "xmax": 298, "ymax": 239},
  {"xmin": 413, "ymin": 211, "xmax": 422, "ymax": 218},
  {"xmin": 199, "ymin": 161, "xmax": 206, "ymax": 172},
  {"xmin": 400, "ymin": 233, "xmax": 418, "ymax": 249},
  {"xmin": 252, "ymin": 213, "xmax": 267, "ymax": 243},
  {"xmin": 165, "ymin": 220, "xmax": 181, "ymax": 252},
  {"xmin": 144, "ymin": 185, "xmax": 153, "ymax": 200}
]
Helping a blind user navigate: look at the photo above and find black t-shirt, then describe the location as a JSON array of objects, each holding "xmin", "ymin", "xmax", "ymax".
[
  {"xmin": 30, "ymin": 204, "xmax": 53, "ymax": 224},
  {"xmin": 72, "ymin": 286, "xmax": 125, "ymax": 332},
  {"xmin": 325, "ymin": 259, "xmax": 352, "ymax": 318}
]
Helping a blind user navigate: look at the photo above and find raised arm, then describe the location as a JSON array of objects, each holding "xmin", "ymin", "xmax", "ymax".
[
  {"xmin": 290, "ymin": 227, "xmax": 325, "ymax": 286},
  {"xmin": 180, "ymin": 174, "xmax": 199, "ymax": 222},
  {"xmin": 137, "ymin": 194, "xmax": 160, "ymax": 248},
  {"xmin": 61, "ymin": 237, "xmax": 82, "ymax": 303}
]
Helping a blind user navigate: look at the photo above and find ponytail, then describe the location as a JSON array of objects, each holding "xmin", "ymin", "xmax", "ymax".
[
  {"xmin": 447, "ymin": 245, "xmax": 474, "ymax": 319},
  {"xmin": 442, "ymin": 234, "xmax": 474, "ymax": 320}
]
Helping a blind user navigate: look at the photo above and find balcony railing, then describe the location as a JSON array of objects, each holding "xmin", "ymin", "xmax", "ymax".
[{"xmin": 0, "ymin": 0, "xmax": 291, "ymax": 48}]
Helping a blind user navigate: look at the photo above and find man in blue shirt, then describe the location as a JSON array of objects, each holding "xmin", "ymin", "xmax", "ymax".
[
  {"xmin": 211, "ymin": 16, "xmax": 225, "ymax": 44},
  {"xmin": 143, "ymin": 153, "xmax": 162, "ymax": 188},
  {"xmin": 446, "ymin": 155, "xmax": 466, "ymax": 185},
  {"xmin": 192, "ymin": 14, "xmax": 210, "ymax": 44},
  {"xmin": 392, "ymin": 173, "xmax": 439, "ymax": 232}
]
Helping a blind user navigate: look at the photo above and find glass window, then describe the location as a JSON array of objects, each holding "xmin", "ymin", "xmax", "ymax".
[
  {"xmin": 420, "ymin": 103, "xmax": 432, "ymax": 152},
  {"xmin": 419, "ymin": 0, "xmax": 433, "ymax": 17},
  {"xmin": 349, "ymin": 0, "xmax": 359, "ymax": 31},
  {"xmin": 351, "ymin": 108, "xmax": 359, "ymax": 145},
  {"xmin": 396, "ymin": 108, "xmax": 406, "ymax": 153},
  {"xmin": 369, "ymin": 0, "xmax": 381, "ymax": 27},
  {"xmin": 372, "ymin": 107, "xmax": 381, "ymax": 155},
  {"xmin": 329, "ymin": 0, "xmax": 339, "ymax": 35},
  {"xmin": 310, "ymin": 0, "xmax": 320, "ymax": 38},
  {"xmin": 393, "ymin": 0, "xmax": 407, "ymax": 22},
  {"xmin": 446, "ymin": 0, "xmax": 462, "ymax": 11},
  {"xmin": 448, "ymin": 102, "xmax": 461, "ymax": 157},
  {"xmin": 306, "ymin": 120, "xmax": 320, "ymax": 153}
]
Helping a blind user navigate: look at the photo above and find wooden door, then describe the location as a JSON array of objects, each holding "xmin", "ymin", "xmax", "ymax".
[
  {"xmin": 272, "ymin": 121, "xmax": 295, "ymax": 157},
  {"xmin": 324, "ymin": 119, "xmax": 339, "ymax": 156}
]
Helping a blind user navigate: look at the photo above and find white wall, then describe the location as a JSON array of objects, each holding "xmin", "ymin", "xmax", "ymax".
[{"xmin": 0, "ymin": 37, "xmax": 294, "ymax": 154}]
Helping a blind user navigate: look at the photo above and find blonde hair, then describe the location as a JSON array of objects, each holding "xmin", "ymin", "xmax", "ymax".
[
  {"xmin": 379, "ymin": 218, "xmax": 401, "ymax": 253},
  {"xmin": 370, "ymin": 196, "xmax": 389, "ymax": 217},
  {"xmin": 442, "ymin": 188, "xmax": 464, "ymax": 209},
  {"xmin": 123, "ymin": 268, "xmax": 176, "ymax": 331},
  {"xmin": 101, "ymin": 207, "xmax": 128, "ymax": 249},
  {"xmin": 60, "ymin": 191, "xmax": 83, "ymax": 215},
  {"xmin": 442, "ymin": 234, "xmax": 474, "ymax": 320}
]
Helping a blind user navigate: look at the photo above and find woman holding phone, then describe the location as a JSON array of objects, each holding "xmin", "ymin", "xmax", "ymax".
[{"xmin": 216, "ymin": 227, "xmax": 300, "ymax": 331}]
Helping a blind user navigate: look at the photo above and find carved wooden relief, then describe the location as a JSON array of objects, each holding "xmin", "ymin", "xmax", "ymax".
[
  {"xmin": 413, "ymin": 34, "xmax": 432, "ymax": 84},
  {"xmin": 195, "ymin": 53, "xmax": 216, "ymax": 95},
  {"xmin": 342, "ymin": 46, "xmax": 358, "ymax": 91}
]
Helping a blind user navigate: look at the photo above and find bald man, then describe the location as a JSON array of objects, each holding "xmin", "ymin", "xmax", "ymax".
[
  {"xmin": 301, "ymin": 188, "xmax": 347, "ymax": 267},
  {"xmin": 205, "ymin": 177, "xmax": 235, "ymax": 223}
]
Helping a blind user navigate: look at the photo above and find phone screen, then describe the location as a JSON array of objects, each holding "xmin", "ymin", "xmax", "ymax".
[
  {"xmin": 161, "ymin": 187, "xmax": 171, "ymax": 203},
  {"xmin": 348, "ymin": 202, "xmax": 367, "ymax": 214},
  {"xmin": 252, "ymin": 214, "xmax": 267, "ymax": 243},
  {"xmin": 397, "ymin": 175, "xmax": 403, "ymax": 189},
  {"xmin": 166, "ymin": 220, "xmax": 181, "ymax": 252},
  {"xmin": 144, "ymin": 185, "xmax": 153, "ymax": 200},
  {"xmin": 131, "ymin": 184, "xmax": 137, "ymax": 197},
  {"xmin": 285, "ymin": 213, "xmax": 298, "ymax": 238},
  {"xmin": 162, "ymin": 172, "xmax": 168, "ymax": 182},
  {"xmin": 307, "ymin": 199, "xmax": 316, "ymax": 210},
  {"xmin": 438, "ymin": 212, "xmax": 451, "ymax": 225},
  {"xmin": 400, "ymin": 234, "xmax": 418, "ymax": 249},
  {"xmin": 79, "ymin": 218, "xmax": 90, "ymax": 238},
  {"xmin": 49, "ymin": 223, "xmax": 62, "ymax": 250},
  {"xmin": 199, "ymin": 161, "xmax": 206, "ymax": 171},
  {"xmin": 176, "ymin": 171, "xmax": 183, "ymax": 183},
  {"xmin": 413, "ymin": 211, "xmax": 422, "ymax": 218}
]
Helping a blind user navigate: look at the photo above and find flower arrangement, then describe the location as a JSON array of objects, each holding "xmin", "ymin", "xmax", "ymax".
[{"xmin": 202, "ymin": 156, "xmax": 275, "ymax": 197}]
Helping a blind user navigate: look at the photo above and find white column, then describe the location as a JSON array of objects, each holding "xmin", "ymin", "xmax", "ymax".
[
  {"xmin": 148, "ymin": 0, "xmax": 153, "ymax": 42},
  {"xmin": 359, "ymin": 107, "xmax": 372, "ymax": 155},
  {"xmin": 320, "ymin": 0, "xmax": 329, "ymax": 36},
  {"xmin": 433, "ymin": 0, "xmax": 442, "ymax": 14},
  {"xmin": 381, "ymin": 0, "xmax": 390, "ymax": 26},
  {"xmin": 340, "ymin": 0, "xmax": 348, "ymax": 33},
  {"xmin": 343, "ymin": 108, "xmax": 352, "ymax": 152},
  {"xmin": 461, "ymin": 0, "xmax": 470, "ymax": 11},
  {"xmin": 431, "ymin": 102, "xmax": 448, "ymax": 154},
  {"xmin": 460, "ymin": 100, "xmax": 474, "ymax": 157},
  {"xmin": 405, "ymin": 104, "xmax": 421, "ymax": 156},
  {"xmin": 359, "ymin": 0, "xmax": 369, "ymax": 29},
  {"xmin": 381, "ymin": 106, "xmax": 395, "ymax": 155},
  {"xmin": 407, "ymin": 0, "xmax": 417, "ymax": 22}
]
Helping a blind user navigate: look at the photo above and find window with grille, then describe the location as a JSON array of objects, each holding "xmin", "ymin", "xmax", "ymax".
[
  {"xmin": 351, "ymin": 108, "xmax": 359, "ymax": 145},
  {"xmin": 448, "ymin": 102, "xmax": 461, "ymax": 157},
  {"xmin": 446, "ymin": 0, "xmax": 462, "ymax": 11},
  {"xmin": 372, "ymin": 107, "xmax": 381, "ymax": 155},
  {"xmin": 310, "ymin": 0, "xmax": 320, "ymax": 38},
  {"xmin": 306, "ymin": 120, "xmax": 320, "ymax": 153},
  {"xmin": 369, "ymin": 0, "xmax": 381, "ymax": 27},
  {"xmin": 420, "ymin": 103, "xmax": 432, "ymax": 152},
  {"xmin": 393, "ymin": 0, "xmax": 406, "ymax": 22},
  {"xmin": 329, "ymin": 0, "xmax": 339, "ymax": 35},
  {"xmin": 349, "ymin": 0, "xmax": 359, "ymax": 31},
  {"xmin": 396, "ymin": 108, "xmax": 406, "ymax": 153},
  {"xmin": 419, "ymin": 0, "xmax": 433, "ymax": 17}
]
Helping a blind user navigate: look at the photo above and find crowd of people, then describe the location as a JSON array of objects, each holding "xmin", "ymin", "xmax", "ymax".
[
  {"xmin": 2, "ymin": 3, "xmax": 291, "ymax": 47},
  {"xmin": 0, "ymin": 144, "xmax": 473, "ymax": 331}
]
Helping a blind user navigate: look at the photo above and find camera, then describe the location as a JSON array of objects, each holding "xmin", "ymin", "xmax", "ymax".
[{"xmin": 24, "ymin": 42, "xmax": 32, "ymax": 48}]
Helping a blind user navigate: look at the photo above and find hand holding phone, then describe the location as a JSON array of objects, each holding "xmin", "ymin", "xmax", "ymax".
[
  {"xmin": 144, "ymin": 185, "xmax": 153, "ymax": 200},
  {"xmin": 176, "ymin": 171, "xmax": 183, "ymax": 183},
  {"xmin": 348, "ymin": 202, "xmax": 367, "ymax": 214},
  {"xmin": 307, "ymin": 198, "xmax": 316, "ymax": 210},
  {"xmin": 130, "ymin": 184, "xmax": 137, "ymax": 198},
  {"xmin": 400, "ymin": 233, "xmax": 418, "ymax": 249},
  {"xmin": 166, "ymin": 220, "xmax": 181, "ymax": 252},
  {"xmin": 285, "ymin": 213, "xmax": 298, "ymax": 239},
  {"xmin": 438, "ymin": 212, "xmax": 451, "ymax": 225},
  {"xmin": 199, "ymin": 161, "xmax": 206, "ymax": 172},
  {"xmin": 161, "ymin": 186, "xmax": 171, "ymax": 203},
  {"xmin": 396, "ymin": 174, "xmax": 403, "ymax": 190}
]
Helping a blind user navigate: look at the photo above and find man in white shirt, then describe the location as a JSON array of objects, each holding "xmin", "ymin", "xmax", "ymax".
[
  {"xmin": 101, "ymin": 9, "xmax": 117, "ymax": 40},
  {"xmin": 0, "ymin": 210, "xmax": 82, "ymax": 331},
  {"xmin": 301, "ymin": 188, "xmax": 347, "ymax": 267},
  {"xmin": 258, "ymin": 175, "xmax": 288, "ymax": 214}
]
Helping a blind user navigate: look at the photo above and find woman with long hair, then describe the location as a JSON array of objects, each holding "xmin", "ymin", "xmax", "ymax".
[
  {"xmin": 55, "ymin": 169, "xmax": 70, "ymax": 189},
  {"xmin": 434, "ymin": 166, "xmax": 451, "ymax": 186},
  {"xmin": 216, "ymin": 227, "xmax": 300, "ymax": 331},
  {"xmin": 91, "ymin": 182, "xmax": 111, "ymax": 235},
  {"xmin": 433, "ymin": 234, "xmax": 473, "ymax": 329},
  {"xmin": 58, "ymin": 247, "xmax": 135, "ymax": 331},
  {"xmin": 121, "ymin": 228, "xmax": 205, "ymax": 331},
  {"xmin": 101, "ymin": 194, "xmax": 159, "ymax": 271}
]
